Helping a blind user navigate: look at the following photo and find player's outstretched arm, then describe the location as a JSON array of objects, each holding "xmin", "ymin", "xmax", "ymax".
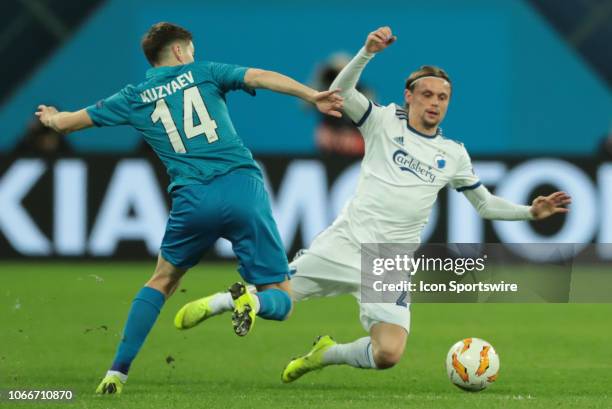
[
  {"xmin": 35, "ymin": 105, "xmax": 94, "ymax": 134},
  {"xmin": 330, "ymin": 26, "xmax": 397, "ymax": 123},
  {"xmin": 244, "ymin": 69, "xmax": 343, "ymax": 118},
  {"xmin": 463, "ymin": 186, "xmax": 571, "ymax": 221}
]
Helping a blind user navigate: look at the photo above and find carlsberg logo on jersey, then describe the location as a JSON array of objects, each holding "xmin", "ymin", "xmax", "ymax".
[{"xmin": 393, "ymin": 149, "xmax": 436, "ymax": 183}]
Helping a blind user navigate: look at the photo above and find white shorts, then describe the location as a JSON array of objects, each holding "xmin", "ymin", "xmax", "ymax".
[{"xmin": 289, "ymin": 250, "xmax": 411, "ymax": 333}]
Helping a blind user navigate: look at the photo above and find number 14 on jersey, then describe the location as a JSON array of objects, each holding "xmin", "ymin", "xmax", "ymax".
[{"xmin": 151, "ymin": 86, "xmax": 219, "ymax": 153}]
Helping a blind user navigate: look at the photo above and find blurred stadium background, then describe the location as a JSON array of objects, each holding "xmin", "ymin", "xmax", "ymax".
[
  {"xmin": 0, "ymin": 0, "xmax": 611, "ymax": 261},
  {"xmin": 1, "ymin": 0, "xmax": 611, "ymax": 264}
]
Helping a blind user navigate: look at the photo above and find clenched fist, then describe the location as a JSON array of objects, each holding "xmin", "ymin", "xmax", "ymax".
[{"xmin": 365, "ymin": 26, "xmax": 397, "ymax": 54}]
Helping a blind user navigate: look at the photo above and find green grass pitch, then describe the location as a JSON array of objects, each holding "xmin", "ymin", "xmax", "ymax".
[{"xmin": 1, "ymin": 262, "xmax": 611, "ymax": 408}]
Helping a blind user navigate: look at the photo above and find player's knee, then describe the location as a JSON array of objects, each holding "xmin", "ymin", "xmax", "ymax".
[{"xmin": 373, "ymin": 344, "xmax": 404, "ymax": 369}]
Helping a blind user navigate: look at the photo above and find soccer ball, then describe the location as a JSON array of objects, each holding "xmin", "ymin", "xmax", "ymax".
[{"xmin": 445, "ymin": 337, "xmax": 499, "ymax": 391}]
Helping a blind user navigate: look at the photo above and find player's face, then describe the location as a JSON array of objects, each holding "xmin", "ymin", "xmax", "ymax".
[{"xmin": 404, "ymin": 78, "xmax": 451, "ymax": 129}]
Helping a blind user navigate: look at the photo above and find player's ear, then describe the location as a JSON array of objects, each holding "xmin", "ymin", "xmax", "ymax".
[
  {"xmin": 404, "ymin": 88, "xmax": 413, "ymax": 105},
  {"xmin": 170, "ymin": 42, "xmax": 183, "ymax": 62}
]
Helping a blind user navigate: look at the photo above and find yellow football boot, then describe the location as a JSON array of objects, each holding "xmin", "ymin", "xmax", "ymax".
[
  {"xmin": 174, "ymin": 294, "xmax": 216, "ymax": 330},
  {"xmin": 229, "ymin": 282, "xmax": 257, "ymax": 336},
  {"xmin": 281, "ymin": 335, "xmax": 336, "ymax": 383},
  {"xmin": 95, "ymin": 374, "xmax": 125, "ymax": 395}
]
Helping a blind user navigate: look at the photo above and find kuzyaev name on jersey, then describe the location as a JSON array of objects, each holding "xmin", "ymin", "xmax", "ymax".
[{"xmin": 139, "ymin": 71, "xmax": 195, "ymax": 103}]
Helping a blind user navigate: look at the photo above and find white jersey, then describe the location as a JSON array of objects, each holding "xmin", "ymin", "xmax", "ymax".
[
  {"xmin": 309, "ymin": 101, "xmax": 479, "ymax": 268},
  {"xmin": 307, "ymin": 47, "xmax": 531, "ymax": 270}
]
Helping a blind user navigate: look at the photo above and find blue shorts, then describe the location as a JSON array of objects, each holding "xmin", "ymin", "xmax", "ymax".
[{"xmin": 160, "ymin": 170, "xmax": 290, "ymax": 285}]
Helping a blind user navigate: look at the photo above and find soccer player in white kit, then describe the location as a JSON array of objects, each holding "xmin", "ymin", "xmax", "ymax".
[{"xmin": 174, "ymin": 26, "xmax": 571, "ymax": 381}]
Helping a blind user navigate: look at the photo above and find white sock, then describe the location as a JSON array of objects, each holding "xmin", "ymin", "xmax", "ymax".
[
  {"xmin": 207, "ymin": 292, "xmax": 234, "ymax": 315},
  {"xmin": 322, "ymin": 337, "xmax": 377, "ymax": 369},
  {"xmin": 251, "ymin": 291, "xmax": 260, "ymax": 314},
  {"xmin": 106, "ymin": 370, "xmax": 128, "ymax": 383}
]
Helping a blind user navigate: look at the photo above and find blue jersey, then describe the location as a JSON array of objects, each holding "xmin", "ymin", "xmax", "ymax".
[{"xmin": 87, "ymin": 62, "xmax": 259, "ymax": 191}]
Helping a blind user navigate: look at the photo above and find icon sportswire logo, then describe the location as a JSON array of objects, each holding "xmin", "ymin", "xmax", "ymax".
[{"xmin": 392, "ymin": 149, "xmax": 436, "ymax": 183}]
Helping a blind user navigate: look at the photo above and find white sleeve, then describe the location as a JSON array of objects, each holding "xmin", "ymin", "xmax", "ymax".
[
  {"xmin": 463, "ymin": 185, "xmax": 534, "ymax": 221},
  {"xmin": 329, "ymin": 47, "xmax": 374, "ymax": 124},
  {"xmin": 449, "ymin": 145, "xmax": 481, "ymax": 191}
]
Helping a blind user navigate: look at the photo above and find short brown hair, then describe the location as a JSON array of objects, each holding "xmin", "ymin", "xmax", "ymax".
[
  {"xmin": 141, "ymin": 22, "xmax": 192, "ymax": 66},
  {"xmin": 405, "ymin": 65, "xmax": 452, "ymax": 91}
]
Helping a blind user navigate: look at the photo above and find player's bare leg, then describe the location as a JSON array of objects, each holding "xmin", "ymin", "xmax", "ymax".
[
  {"xmin": 369, "ymin": 323, "xmax": 407, "ymax": 368},
  {"xmin": 96, "ymin": 254, "xmax": 186, "ymax": 395},
  {"xmin": 147, "ymin": 254, "xmax": 188, "ymax": 297}
]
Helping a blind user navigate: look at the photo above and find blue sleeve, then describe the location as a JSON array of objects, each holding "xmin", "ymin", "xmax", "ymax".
[
  {"xmin": 86, "ymin": 88, "xmax": 132, "ymax": 127},
  {"xmin": 208, "ymin": 62, "xmax": 255, "ymax": 96}
]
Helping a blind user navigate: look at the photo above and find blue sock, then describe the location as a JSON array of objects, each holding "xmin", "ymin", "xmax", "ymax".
[
  {"xmin": 255, "ymin": 288, "xmax": 292, "ymax": 321},
  {"xmin": 110, "ymin": 287, "xmax": 165, "ymax": 374}
]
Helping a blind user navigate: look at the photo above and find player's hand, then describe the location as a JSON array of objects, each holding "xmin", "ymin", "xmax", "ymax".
[
  {"xmin": 529, "ymin": 191, "xmax": 572, "ymax": 220},
  {"xmin": 312, "ymin": 89, "xmax": 344, "ymax": 118},
  {"xmin": 365, "ymin": 26, "xmax": 397, "ymax": 54},
  {"xmin": 35, "ymin": 105, "xmax": 59, "ymax": 128}
]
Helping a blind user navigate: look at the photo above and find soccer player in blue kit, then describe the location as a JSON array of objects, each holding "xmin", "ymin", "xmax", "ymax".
[{"xmin": 35, "ymin": 22, "xmax": 343, "ymax": 394}]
